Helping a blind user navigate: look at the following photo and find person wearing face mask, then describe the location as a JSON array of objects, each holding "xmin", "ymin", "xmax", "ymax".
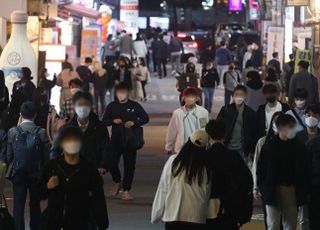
[
  {"xmin": 166, "ymin": 87, "xmax": 209, "ymax": 156},
  {"xmin": 305, "ymin": 105, "xmax": 320, "ymax": 230},
  {"xmin": 296, "ymin": 104, "xmax": 320, "ymax": 143},
  {"xmin": 217, "ymin": 85, "xmax": 257, "ymax": 162},
  {"xmin": 286, "ymin": 88, "xmax": 309, "ymax": 133},
  {"xmin": 257, "ymin": 114, "xmax": 310, "ymax": 230},
  {"xmin": 103, "ymin": 83, "xmax": 149, "ymax": 201},
  {"xmin": 252, "ymin": 112, "xmax": 283, "ymax": 229},
  {"xmin": 223, "ymin": 63, "xmax": 240, "ymax": 106},
  {"xmin": 257, "ymin": 84, "xmax": 290, "ymax": 138},
  {"xmin": 63, "ymin": 91, "xmax": 111, "ymax": 176},
  {"xmin": 176, "ymin": 62, "xmax": 200, "ymax": 103},
  {"xmin": 59, "ymin": 79, "xmax": 83, "ymax": 121},
  {"xmin": 200, "ymin": 61, "xmax": 220, "ymax": 113},
  {"xmin": 294, "ymin": 105, "xmax": 320, "ymax": 230},
  {"xmin": 114, "ymin": 58, "xmax": 132, "ymax": 90},
  {"xmin": 40, "ymin": 126, "xmax": 109, "ymax": 230}
]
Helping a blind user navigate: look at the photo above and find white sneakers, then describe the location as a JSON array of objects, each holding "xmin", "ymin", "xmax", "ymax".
[
  {"xmin": 109, "ymin": 183, "xmax": 133, "ymax": 201},
  {"xmin": 121, "ymin": 191, "xmax": 133, "ymax": 201}
]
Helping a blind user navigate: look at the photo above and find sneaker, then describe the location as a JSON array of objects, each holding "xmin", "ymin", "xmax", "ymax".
[
  {"xmin": 110, "ymin": 182, "xmax": 121, "ymax": 197},
  {"xmin": 121, "ymin": 191, "xmax": 133, "ymax": 201}
]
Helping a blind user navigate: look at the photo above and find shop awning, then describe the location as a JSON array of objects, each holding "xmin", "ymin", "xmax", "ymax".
[{"xmin": 63, "ymin": 4, "xmax": 101, "ymax": 19}]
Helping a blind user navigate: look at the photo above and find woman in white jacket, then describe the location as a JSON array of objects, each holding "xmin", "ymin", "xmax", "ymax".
[
  {"xmin": 165, "ymin": 88, "xmax": 209, "ymax": 154},
  {"xmin": 134, "ymin": 33, "xmax": 148, "ymax": 61},
  {"xmin": 152, "ymin": 130, "xmax": 211, "ymax": 230}
]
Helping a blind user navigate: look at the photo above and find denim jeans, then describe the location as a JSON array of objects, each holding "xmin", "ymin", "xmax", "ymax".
[
  {"xmin": 13, "ymin": 175, "xmax": 41, "ymax": 230},
  {"xmin": 225, "ymin": 89, "xmax": 233, "ymax": 106},
  {"xmin": 266, "ymin": 186, "xmax": 297, "ymax": 230},
  {"xmin": 202, "ymin": 87, "xmax": 215, "ymax": 113}
]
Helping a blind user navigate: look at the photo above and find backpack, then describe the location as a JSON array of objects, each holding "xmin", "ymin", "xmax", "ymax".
[
  {"xmin": 12, "ymin": 126, "xmax": 43, "ymax": 174},
  {"xmin": 0, "ymin": 194, "xmax": 15, "ymax": 230}
]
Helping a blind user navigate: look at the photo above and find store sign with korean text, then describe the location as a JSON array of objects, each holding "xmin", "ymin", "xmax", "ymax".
[
  {"xmin": 287, "ymin": 0, "xmax": 309, "ymax": 6},
  {"xmin": 120, "ymin": 0, "xmax": 139, "ymax": 38}
]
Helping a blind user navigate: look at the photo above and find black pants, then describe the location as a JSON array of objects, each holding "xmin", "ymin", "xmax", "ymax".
[
  {"xmin": 165, "ymin": 222, "xmax": 206, "ymax": 230},
  {"xmin": 94, "ymin": 89, "xmax": 106, "ymax": 115},
  {"xmin": 310, "ymin": 190, "xmax": 320, "ymax": 230},
  {"xmin": 157, "ymin": 58, "xmax": 167, "ymax": 78},
  {"xmin": 206, "ymin": 218, "xmax": 239, "ymax": 230},
  {"xmin": 13, "ymin": 175, "xmax": 41, "ymax": 230},
  {"xmin": 141, "ymin": 80, "xmax": 147, "ymax": 99},
  {"xmin": 110, "ymin": 146, "xmax": 137, "ymax": 191}
]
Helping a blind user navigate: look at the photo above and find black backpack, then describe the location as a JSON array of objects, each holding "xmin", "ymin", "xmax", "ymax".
[
  {"xmin": 0, "ymin": 194, "xmax": 15, "ymax": 230},
  {"xmin": 12, "ymin": 126, "xmax": 43, "ymax": 174}
]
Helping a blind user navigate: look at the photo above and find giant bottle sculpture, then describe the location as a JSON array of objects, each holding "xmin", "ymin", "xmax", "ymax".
[{"xmin": 0, "ymin": 11, "xmax": 37, "ymax": 93}]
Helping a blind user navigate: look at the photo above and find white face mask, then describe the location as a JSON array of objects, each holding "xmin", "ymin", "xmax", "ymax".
[
  {"xmin": 233, "ymin": 96, "xmax": 245, "ymax": 105},
  {"xmin": 272, "ymin": 122, "xmax": 278, "ymax": 134},
  {"xmin": 62, "ymin": 141, "xmax": 82, "ymax": 155},
  {"xmin": 295, "ymin": 99, "xmax": 306, "ymax": 109},
  {"xmin": 286, "ymin": 129, "xmax": 296, "ymax": 140},
  {"xmin": 184, "ymin": 96, "xmax": 197, "ymax": 106},
  {"xmin": 117, "ymin": 92, "xmax": 128, "ymax": 102},
  {"xmin": 70, "ymin": 88, "xmax": 80, "ymax": 95},
  {"xmin": 305, "ymin": 116, "xmax": 319, "ymax": 128},
  {"xmin": 75, "ymin": 106, "xmax": 91, "ymax": 119}
]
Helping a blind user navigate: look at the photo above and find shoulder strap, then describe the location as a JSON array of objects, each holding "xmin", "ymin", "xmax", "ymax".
[
  {"xmin": 15, "ymin": 126, "xmax": 24, "ymax": 135},
  {"xmin": 31, "ymin": 126, "xmax": 41, "ymax": 135},
  {"xmin": 291, "ymin": 109, "xmax": 306, "ymax": 129}
]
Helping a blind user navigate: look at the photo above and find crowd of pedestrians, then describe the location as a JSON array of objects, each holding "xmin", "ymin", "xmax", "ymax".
[
  {"xmin": 152, "ymin": 34, "xmax": 320, "ymax": 230},
  {"xmin": 0, "ymin": 30, "xmax": 151, "ymax": 229},
  {"xmin": 0, "ymin": 27, "xmax": 319, "ymax": 230}
]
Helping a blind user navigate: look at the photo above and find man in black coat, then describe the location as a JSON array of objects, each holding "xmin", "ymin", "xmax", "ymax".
[
  {"xmin": 103, "ymin": 83, "xmax": 149, "ymax": 201},
  {"xmin": 217, "ymin": 85, "xmax": 257, "ymax": 162},
  {"xmin": 268, "ymin": 52, "xmax": 282, "ymax": 76},
  {"xmin": 40, "ymin": 126, "xmax": 108, "ymax": 230},
  {"xmin": 257, "ymin": 84, "xmax": 290, "ymax": 138}
]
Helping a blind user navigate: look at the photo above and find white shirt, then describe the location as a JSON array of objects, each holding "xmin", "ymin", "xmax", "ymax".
[
  {"xmin": 183, "ymin": 108, "xmax": 199, "ymax": 144},
  {"xmin": 151, "ymin": 155, "xmax": 210, "ymax": 224},
  {"xmin": 265, "ymin": 102, "xmax": 282, "ymax": 132},
  {"xmin": 165, "ymin": 105, "xmax": 209, "ymax": 154}
]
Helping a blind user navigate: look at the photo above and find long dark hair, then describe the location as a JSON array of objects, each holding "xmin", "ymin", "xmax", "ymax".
[
  {"xmin": 0, "ymin": 70, "xmax": 5, "ymax": 97},
  {"xmin": 172, "ymin": 140, "xmax": 210, "ymax": 186},
  {"xmin": 265, "ymin": 111, "xmax": 283, "ymax": 142}
]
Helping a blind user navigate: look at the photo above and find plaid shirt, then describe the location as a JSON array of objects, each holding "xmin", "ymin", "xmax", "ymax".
[{"xmin": 59, "ymin": 98, "xmax": 74, "ymax": 120}]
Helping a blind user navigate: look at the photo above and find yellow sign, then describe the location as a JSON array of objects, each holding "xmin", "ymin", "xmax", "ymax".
[{"xmin": 287, "ymin": 0, "xmax": 309, "ymax": 6}]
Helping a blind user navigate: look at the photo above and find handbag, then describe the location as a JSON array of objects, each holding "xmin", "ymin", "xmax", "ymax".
[
  {"xmin": 124, "ymin": 126, "xmax": 145, "ymax": 150},
  {"xmin": 0, "ymin": 194, "xmax": 16, "ymax": 230}
]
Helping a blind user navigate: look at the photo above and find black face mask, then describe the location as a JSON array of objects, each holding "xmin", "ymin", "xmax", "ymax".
[{"xmin": 266, "ymin": 96, "xmax": 277, "ymax": 103}]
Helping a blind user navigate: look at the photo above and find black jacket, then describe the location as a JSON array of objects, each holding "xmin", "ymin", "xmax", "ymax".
[
  {"xmin": 200, "ymin": 68, "xmax": 220, "ymax": 88},
  {"xmin": 207, "ymin": 143, "xmax": 253, "ymax": 223},
  {"xmin": 40, "ymin": 156, "xmax": 109, "ymax": 230},
  {"xmin": 113, "ymin": 68, "xmax": 132, "ymax": 90},
  {"xmin": 256, "ymin": 102, "xmax": 290, "ymax": 138},
  {"xmin": 103, "ymin": 100, "xmax": 149, "ymax": 149},
  {"xmin": 306, "ymin": 136, "xmax": 320, "ymax": 193},
  {"xmin": 257, "ymin": 136, "xmax": 310, "ymax": 206},
  {"xmin": 68, "ymin": 112, "xmax": 111, "ymax": 169},
  {"xmin": 217, "ymin": 103, "xmax": 258, "ymax": 156}
]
